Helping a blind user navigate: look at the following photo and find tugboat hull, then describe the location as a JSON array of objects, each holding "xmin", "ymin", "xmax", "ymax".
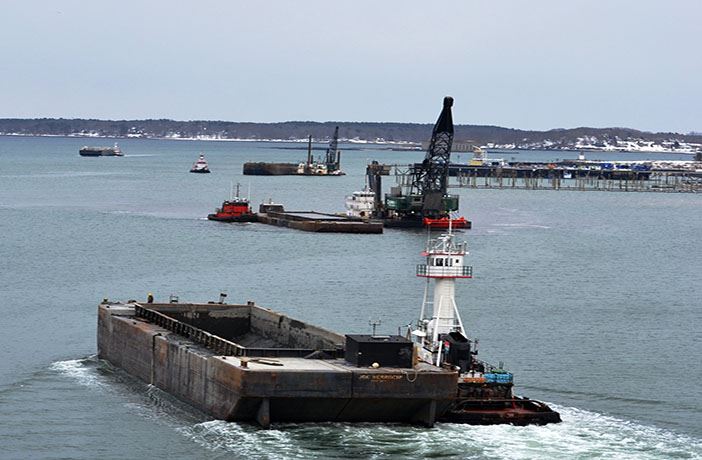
[
  {"xmin": 207, "ymin": 213, "xmax": 257, "ymax": 222},
  {"xmin": 441, "ymin": 397, "xmax": 561, "ymax": 425},
  {"xmin": 423, "ymin": 217, "xmax": 470, "ymax": 229}
]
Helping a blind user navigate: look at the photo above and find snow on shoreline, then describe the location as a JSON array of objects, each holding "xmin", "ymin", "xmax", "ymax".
[{"xmin": 1, "ymin": 132, "xmax": 700, "ymax": 155}]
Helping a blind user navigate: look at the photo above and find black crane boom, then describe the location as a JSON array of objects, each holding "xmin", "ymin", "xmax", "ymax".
[
  {"xmin": 325, "ymin": 126, "xmax": 341, "ymax": 172},
  {"xmin": 374, "ymin": 96, "xmax": 462, "ymax": 227},
  {"xmin": 412, "ymin": 96, "xmax": 455, "ymax": 216}
]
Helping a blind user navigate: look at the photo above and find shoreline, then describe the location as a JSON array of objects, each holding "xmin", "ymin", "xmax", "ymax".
[{"xmin": 0, "ymin": 133, "xmax": 698, "ymax": 155}]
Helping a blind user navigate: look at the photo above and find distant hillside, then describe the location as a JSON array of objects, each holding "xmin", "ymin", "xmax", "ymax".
[{"xmin": 1, "ymin": 118, "xmax": 700, "ymax": 151}]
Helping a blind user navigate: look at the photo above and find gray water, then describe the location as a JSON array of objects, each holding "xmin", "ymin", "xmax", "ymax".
[{"xmin": 0, "ymin": 136, "xmax": 700, "ymax": 459}]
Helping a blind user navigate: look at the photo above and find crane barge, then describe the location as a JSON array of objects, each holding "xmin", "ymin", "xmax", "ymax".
[
  {"xmin": 243, "ymin": 127, "xmax": 344, "ymax": 176},
  {"xmin": 357, "ymin": 97, "xmax": 470, "ymax": 228}
]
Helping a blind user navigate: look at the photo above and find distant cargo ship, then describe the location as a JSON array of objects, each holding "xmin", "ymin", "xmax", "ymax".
[{"xmin": 79, "ymin": 143, "xmax": 123, "ymax": 157}]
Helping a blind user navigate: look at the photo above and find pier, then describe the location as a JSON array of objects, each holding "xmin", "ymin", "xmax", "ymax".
[{"xmin": 452, "ymin": 170, "xmax": 702, "ymax": 193}]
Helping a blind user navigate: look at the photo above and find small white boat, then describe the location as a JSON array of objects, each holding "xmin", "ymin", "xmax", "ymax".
[
  {"xmin": 190, "ymin": 154, "xmax": 211, "ymax": 173},
  {"xmin": 345, "ymin": 189, "xmax": 375, "ymax": 218}
]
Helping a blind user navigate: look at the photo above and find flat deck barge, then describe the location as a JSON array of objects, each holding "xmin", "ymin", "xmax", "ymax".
[
  {"xmin": 98, "ymin": 301, "xmax": 456, "ymax": 427},
  {"xmin": 257, "ymin": 204, "xmax": 383, "ymax": 233},
  {"xmin": 243, "ymin": 162, "xmax": 299, "ymax": 175}
]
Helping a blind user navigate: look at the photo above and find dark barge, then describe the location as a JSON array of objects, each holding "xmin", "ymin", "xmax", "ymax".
[
  {"xmin": 243, "ymin": 162, "xmax": 300, "ymax": 175},
  {"xmin": 98, "ymin": 301, "xmax": 456, "ymax": 427},
  {"xmin": 97, "ymin": 301, "xmax": 560, "ymax": 427},
  {"xmin": 256, "ymin": 202, "xmax": 383, "ymax": 234},
  {"xmin": 79, "ymin": 144, "xmax": 123, "ymax": 157}
]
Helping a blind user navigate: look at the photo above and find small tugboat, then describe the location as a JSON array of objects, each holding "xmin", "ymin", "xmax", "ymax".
[
  {"xmin": 415, "ymin": 222, "xmax": 561, "ymax": 425},
  {"xmin": 207, "ymin": 183, "xmax": 257, "ymax": 222},
  {"xmin": 190, "ymin": 153, "xmax": 211, "ymax": 173},
  {"xmin": 79, "ymin": 143, "xmax": 123, "ymax": 157}
]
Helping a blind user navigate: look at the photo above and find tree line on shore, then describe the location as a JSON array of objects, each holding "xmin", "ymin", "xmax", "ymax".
[{"xmin": 0, "ymin": 118, "xmax": 699, "ymax": 147}]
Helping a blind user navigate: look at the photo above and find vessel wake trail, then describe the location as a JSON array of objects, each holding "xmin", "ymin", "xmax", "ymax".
[
  {"xmin": 176, "ymin": 406, "xmax": 702, "ymax": 459},
  {"xmin": 51, "ymin": 359, "xmax": 702, "ymax": 459}
]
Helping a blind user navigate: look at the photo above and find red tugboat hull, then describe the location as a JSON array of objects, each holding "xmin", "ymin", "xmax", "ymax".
[
  {"xmin": 207, "ymin": 213, "xmax": 257, "ymax": 222},
  {"xmin": 423, "ymin": 217, "xmax": 470, "ymax": 229}
]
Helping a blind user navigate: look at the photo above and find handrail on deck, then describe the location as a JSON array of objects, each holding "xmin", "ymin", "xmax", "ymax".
[{"xmin": 133, "ymin": 304, "xmax": 342, "ymax": 358}]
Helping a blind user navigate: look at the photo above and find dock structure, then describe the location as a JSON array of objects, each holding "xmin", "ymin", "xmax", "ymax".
[
  {"xmin": 452, "ymin": 169, "xmax": 702, "ymax": 193},
  {"xmin": 97, "ymin": 302, "xmax": 457, "ymax": 427}
]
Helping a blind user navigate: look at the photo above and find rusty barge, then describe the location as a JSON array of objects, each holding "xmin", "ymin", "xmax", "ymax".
[
  {"xmin": 97, "ymin": 225, "xmax": 560, "ymax": 427},
  {"xmin": 98, "ymin": 301, "xmax": 457, "ymax": 426},
  {"xmin": 256, "ymin": 202, "xmax": 383, "ymax": 234}
]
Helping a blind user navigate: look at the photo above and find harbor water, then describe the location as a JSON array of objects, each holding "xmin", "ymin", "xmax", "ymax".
[{"xmin": 0, "ymin": 136, "xmax": 700, "ymax": 459}]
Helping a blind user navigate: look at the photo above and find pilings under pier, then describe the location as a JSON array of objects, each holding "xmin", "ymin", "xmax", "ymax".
[{"xmin": 452, "ymin": 171, "xmax": 702, "ymax": 193}]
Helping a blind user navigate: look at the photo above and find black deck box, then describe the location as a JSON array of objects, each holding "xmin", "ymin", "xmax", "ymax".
[{"xmin": 344, "ymin": 335, "xmax": 413, "ymax": 368}]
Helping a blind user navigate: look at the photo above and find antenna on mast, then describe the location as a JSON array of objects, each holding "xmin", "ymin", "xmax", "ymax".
[{"xmin": 369, "ymin": 319, "xmax": 382, "ymax": 336}]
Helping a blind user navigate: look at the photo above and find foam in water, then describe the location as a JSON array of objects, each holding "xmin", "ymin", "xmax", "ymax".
[
  {"xmin": 51, "ymin": 359, "xmax": 702, "ymax": 459},
  {"xmin": 49, "ymin": 357, "xmax": 105, "ymax": 389},
  {"xmin": 177, "ymin": 406, "xmax": 702, "ymax": 459},
  {"xmin": 492, "ymin": 223, "xmax": 552, "ymax": 229}
]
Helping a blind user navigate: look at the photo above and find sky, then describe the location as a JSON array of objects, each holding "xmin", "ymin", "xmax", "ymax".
[{"xmin": 1, "ymin": 1, "xmax": 700, "ymax": 133}]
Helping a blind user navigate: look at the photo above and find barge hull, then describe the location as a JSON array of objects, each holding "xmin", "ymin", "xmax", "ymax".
[
  {"xmin": 258, "ymin": 211, "xmax": 383, "ymax": 233},
  {"xmin": 243, "ymin": 162, "xmax": 299, "ymax": 175},
  {"xmin": 97, "ymin": 303, "xmax": 456, "ymax": 427}
]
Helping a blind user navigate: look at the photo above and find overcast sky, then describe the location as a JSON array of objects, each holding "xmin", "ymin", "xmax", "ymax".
[{"xmin": 1, "ymin": 1, "xmax": 700, "ymax": 133}]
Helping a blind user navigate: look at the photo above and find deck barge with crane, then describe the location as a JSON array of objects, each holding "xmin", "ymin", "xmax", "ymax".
[
  {"xmin": 353, "ymin": 97, "xmax": 472, "ymax": 229},
  {"xmin": 243, "ymin": 128, "xmax": 344, "ymax": 176}
]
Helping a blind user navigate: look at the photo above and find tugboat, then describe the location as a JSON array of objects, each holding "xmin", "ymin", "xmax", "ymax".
[
  {"xmin": 79, "ymin": 143, "xmax": 123, "ymax": 157},
  {"xmin": 414, "ymin": 222, "xmax": 561, "ymax": 425},
  {"xmin": 207, "ymin": 183, "xmax": 257, "ymax": 222},
  {"xmin": 190, "ymin": 153, "xmax": 211, "ymax": 173}
]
